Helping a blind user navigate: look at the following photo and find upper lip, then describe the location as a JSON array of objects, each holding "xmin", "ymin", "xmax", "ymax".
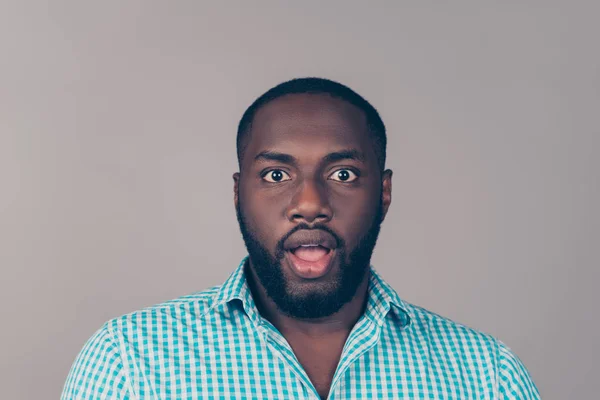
[{"xmin": 283, "ymin": 229, "xmax": 337, "ymax": 251}]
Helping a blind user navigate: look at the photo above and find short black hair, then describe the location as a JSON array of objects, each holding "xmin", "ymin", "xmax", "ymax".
[{"xmin": 236, "ymin": 77, "xmax": 387, "ymax": 171}]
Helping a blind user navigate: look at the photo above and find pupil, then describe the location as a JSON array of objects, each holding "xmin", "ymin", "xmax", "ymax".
[
  {"xmin": 339, "ymin": 170, "xmax": 350, "ymax": 181},
  {"xmin": 272, "ymin": 171, "xmax": 283, "ymax": 181}
]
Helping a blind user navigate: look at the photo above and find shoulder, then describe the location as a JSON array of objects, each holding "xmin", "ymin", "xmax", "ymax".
[
  {"xmin": 62, "ymin": 321, "xmax": 131, "ymax": 399},
  {"xmin": 403, "ymin": 302, "xmax": 501, "ymax": 352},
  {"xmin": 495, "ymin": 340, "xmax": 540, "ymax": 399},
  {"xmin": 62, "ymin": 285, "xmax": 224, "ymax": 399},
  {"xmin": 103, "ymin": 284, "xmax": 222, "ymax": 338},
  {"xmin": 398, "ymin": 302, "xmax": 540, "ymax": 399}
]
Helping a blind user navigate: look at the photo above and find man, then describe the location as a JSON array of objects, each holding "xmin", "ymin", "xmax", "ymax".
[{"xmin": 62, "ymin": 78, "xmax": 540, "ymax": 399}]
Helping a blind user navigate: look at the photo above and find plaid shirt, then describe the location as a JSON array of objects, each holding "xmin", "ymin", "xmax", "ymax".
[{"xmin": 62, "ymin": 257, "xmax": 539, "ymax": 399}]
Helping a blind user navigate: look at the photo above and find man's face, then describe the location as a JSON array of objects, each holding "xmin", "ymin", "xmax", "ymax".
[{"xmin": 234, "ymin": 93, "xmax": 392, "ymax": 319}]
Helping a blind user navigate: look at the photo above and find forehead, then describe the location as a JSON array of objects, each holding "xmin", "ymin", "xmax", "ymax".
[{"xmin": 245, "ymin": 93, "xmax": 373, "ymax": 160}]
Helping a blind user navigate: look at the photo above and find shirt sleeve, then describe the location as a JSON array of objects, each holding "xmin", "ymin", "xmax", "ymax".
[
  {"xmin": 61, "ymin": 325, "xmax": 133, "ymax": 400},
  {"xmin": 497, "ymin": 341, "xmax": 540, "ymax": 400}
]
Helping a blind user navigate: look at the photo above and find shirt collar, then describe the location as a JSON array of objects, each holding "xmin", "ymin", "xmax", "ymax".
[
  {"xmin": 366, "ymin": 266, "xmax": 413, "ymax": 328},
  {"xmin": 210, "ymin": 256, "xmax": 412, "ymax": 329}
]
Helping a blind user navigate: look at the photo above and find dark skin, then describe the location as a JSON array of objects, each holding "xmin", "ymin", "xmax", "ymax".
[{"xmin": 233, "ymin": 93, "xmax": 392, "ymax": 399}]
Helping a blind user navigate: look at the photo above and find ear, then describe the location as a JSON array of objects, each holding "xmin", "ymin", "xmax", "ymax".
[
  {"xmin": 233, "ymin": 172, "xmax": 240, "ymax": 209},
  {"xmin": 381, "ymin": 169, "xmax": 393, "ymax": 221}
]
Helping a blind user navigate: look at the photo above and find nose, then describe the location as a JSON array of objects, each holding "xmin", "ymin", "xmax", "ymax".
[{"xmin": 286, "ymin": 179, "xmax": 333, "ymax": 224}]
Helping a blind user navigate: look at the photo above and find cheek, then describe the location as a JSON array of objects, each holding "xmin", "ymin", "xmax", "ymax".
[
  {"xmin": 330, "ymin": 190, "xmax": 379, "ymax": 244},
  {"xmin": 240, "ymin": 188, "xmax": 287, "ymax": 244}
]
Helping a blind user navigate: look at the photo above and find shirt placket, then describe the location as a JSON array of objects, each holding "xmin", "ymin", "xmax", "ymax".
[
  {"xmin": 256, "ymin": 313, "xmax": 384, "ymax": 400},
  {"xmin": 258, "ymin": 320, "xmax": 322, "ymax": 400},
  {"xmin": 326, "ymin": 315, "xmax": 382, "ymax": 399}
]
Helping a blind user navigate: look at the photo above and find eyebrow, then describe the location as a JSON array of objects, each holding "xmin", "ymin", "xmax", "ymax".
[
  {"xmin": 254, "ymin": 151, "xmax": 297, "ymax": 165},
  {"xmin": 253, "ymin": 149, "xmax": 366, "ymax": 166},
  {"xmin": 323, "ymin": 149, "xmax": 366, "ymax": 164}
]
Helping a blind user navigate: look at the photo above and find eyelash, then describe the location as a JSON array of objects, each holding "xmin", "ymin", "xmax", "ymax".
[
  {"xmin": 260, "ymin": 168, "xmax": 360, "ymax": 183},
  {"xmin": 261, "ymin": 169, "xmax": 292, "ymax": 183}
]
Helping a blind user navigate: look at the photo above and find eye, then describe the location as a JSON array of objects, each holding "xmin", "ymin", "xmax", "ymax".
[
  {"xmin": 328, "ymin": 168, "xmax": 358, "ymax": 183},
  {"xmin": 262, "ymin": 169, "xmax": 291, "ymax": 183}
]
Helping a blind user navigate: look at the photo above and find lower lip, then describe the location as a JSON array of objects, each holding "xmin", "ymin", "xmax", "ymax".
[{"xmin": 285, "ymin": 249, "xmax": 335, "ymax": 280}]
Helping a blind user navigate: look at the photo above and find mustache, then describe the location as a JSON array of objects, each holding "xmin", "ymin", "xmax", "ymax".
[{"xmin": 275, "ymin": 223, "xmax": 344, "ymax": 259}]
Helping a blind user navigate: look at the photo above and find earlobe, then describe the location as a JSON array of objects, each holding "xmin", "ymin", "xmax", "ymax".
[
  {"xmin": 233, "ymin": 172, "xmax": 240, "ymax": 208},
  {"xmin": 381, "ymin": 169, "xmax": 393, "ymax": 220}
]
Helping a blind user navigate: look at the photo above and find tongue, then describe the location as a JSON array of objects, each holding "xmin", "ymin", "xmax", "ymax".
[{"xmin": 293, "ymin": 246, "xmax": 328, "ymax": 262}]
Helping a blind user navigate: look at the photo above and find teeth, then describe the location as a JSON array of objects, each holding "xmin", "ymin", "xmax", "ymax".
[{"xmin": 300, "ymin": 244, "xmax": 319, "ymax": 247}]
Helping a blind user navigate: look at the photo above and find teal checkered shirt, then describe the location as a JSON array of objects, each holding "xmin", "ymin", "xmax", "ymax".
[{"xmin": 62, "ymin": 258, "xmax": 539, "ymax": 399}]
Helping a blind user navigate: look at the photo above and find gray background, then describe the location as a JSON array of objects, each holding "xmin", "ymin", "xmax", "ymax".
[{"xmin": 1, "ymin": 2, "xmax": 598, "ymax": 399}]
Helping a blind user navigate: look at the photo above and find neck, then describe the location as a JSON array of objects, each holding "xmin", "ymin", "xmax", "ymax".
[{"xmin": 245, "ymin": 260, "xmax": 370, "ymax": 338}]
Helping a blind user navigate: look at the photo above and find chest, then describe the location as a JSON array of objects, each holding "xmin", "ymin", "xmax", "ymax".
[
  {"xmin": 123, "ymin": 316, "xmax": 495, "ymax": 399},
  {"xmin": 287, "ymin": 337, "xmax": 347, "ymax": 399}
]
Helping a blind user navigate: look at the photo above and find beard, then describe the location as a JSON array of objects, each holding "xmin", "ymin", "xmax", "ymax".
[{"xmin": 236, "ymin": 197, "xmax": 384, "ymax": 319}]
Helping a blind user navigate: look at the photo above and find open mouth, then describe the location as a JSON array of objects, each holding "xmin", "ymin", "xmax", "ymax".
[
  {"xmin": 286, "ymin": 245, "xmax": 335, "ymax": 279},
  {"xmin": 291, "ymin": 244, "xmax": 330, "ymax": 261}
]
